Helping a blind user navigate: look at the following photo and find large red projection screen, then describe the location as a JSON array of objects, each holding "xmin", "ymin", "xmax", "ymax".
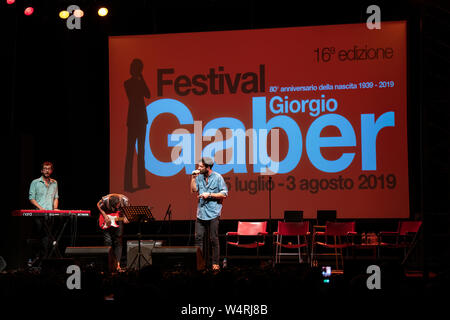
[{"xmin": 109, "ymin": 22, "xmax": 409, "ymax": 220}]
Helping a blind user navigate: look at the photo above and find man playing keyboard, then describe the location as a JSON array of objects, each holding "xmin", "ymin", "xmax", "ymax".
[{"xmin": 28, "ymin": 161, "xmax": 59, "ymax": 262}]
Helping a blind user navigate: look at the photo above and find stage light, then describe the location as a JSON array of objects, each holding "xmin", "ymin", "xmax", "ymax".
[
  {"xmin": 24, "ymin": 7, "xmax": 34, "ymax": 16},
  {"xmin": 98, "ymin": 7, "xmax": 108, "ymax": 17},
  {"xmin": 6, "ymin": 0, "xmax": 16, "ymax": 5},
  {"xmin": 73, "ymin": 9, "xmax": 84, "ymax": 18},
  {"xmin": 59, "ymin": 10, "xmax": 69, "ymax": 19}
]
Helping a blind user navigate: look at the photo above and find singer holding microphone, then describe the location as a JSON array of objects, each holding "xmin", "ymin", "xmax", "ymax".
[{"xmin": 190, "ymin": 157, "xmax": 228, "ymax": 271}]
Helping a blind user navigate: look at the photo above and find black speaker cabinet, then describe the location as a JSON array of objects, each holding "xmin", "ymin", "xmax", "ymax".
[
  {"xmin": 65, "ymin": 246, "xmax": 115, "ymax": 273},
  {"xmin": 151, "ymin": 246, "xmax": 205, "ymax": 271},
  {"xmin": 126, "ymin": 240, "xmax": 163, "ymax": 270},
  {"xmin": 316, "ymin": 210, "xmax": 337, "ymax": 225},
  {"xmin": 284, "ymin": 210, "xmax": 304, "ymax": 221}
]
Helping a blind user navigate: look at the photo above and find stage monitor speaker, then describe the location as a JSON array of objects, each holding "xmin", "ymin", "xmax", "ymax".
[
  {"xmin": 284, "ymin": 210, "xmax": 304, "ymax": 222},
  {"xmin": 65, "ymin": 246, "xmax": 115, "ymax": 273},
  {"xmin": 316, "ymin": 210, "xmax": 337, "ymax": 225},
  {"xmin": 151, "ymin": 246, "xmax": 205, "ymax": 271},
  {"xmin": 126, "ymin": 240, "xmax": 164, "ymax": 270}
]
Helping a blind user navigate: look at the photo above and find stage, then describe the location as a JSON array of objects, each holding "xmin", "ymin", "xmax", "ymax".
[{"xmin": 2, "ymin": 1, "xmax": 449, "ymax": 314}]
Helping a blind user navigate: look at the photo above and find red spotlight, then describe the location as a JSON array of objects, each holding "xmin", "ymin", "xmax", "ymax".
[
  {"xmin": 24, "ymin": 7, "xmax": 34, "ymax": 16},
  {"xmin": 7, "ymin": 0, "xmax": 16, "ymax": 5}
]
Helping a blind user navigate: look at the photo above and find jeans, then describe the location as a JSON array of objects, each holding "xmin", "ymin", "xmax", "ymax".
[
  {"xmin": 195, "ymin": 217, "xmax": 220, "ymax": 266},
  {"xmin": 103, "ymin": 223, "xmax": 123, "ymax": 266},
  {"xmin": 33, "ymin": 217, "xmax": 51, "ymax": 259}
]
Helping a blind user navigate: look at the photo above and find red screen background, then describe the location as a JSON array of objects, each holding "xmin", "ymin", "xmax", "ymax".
[{"xmin": 109, "ymin": 22, "xmax": 409, "ymax": 220}]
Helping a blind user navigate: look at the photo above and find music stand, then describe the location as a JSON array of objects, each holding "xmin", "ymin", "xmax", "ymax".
[{"xmin": 122, "ymin": 206, "xmax": 154, "ymax": 270}]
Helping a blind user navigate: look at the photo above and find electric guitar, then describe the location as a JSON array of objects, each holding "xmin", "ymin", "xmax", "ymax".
[{"xmin": 98, "ymin": 211, "xmax": 127, "ymax": 229}]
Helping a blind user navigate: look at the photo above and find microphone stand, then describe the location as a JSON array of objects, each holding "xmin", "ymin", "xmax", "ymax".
[
  {"xmin": 167, "ymin": 205, "xmax": 172, "ymax": 245},
  {"xmin": 157, "ymin": 204, "xmax": 172, "ymax": 245},
  {"xmin": 268, "ymin": 176, "xmax": 272, "ymax": 234}
]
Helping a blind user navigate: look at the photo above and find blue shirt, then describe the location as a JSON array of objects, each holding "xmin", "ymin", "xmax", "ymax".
[
  {"xmin": 29, "ymin": 177, "xmax": 59, "ymax": 210},
  {"xmin": 196, "ymin": 171, "xmax": 228, "ymax": 220}
]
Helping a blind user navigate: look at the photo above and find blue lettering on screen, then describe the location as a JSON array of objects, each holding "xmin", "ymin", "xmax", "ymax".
[
  {"xmin": 252, "ymin": 97, "xmax": 302, "ymax": 174},
  {"xmin": 202, "ymin": 117, "xmax": 248, "ymax": 174},
  {"xmin": 306, "ymin": 114, "xmax": 356, "ymax": 173},
  {"xmin": 144, "ymin": 99, "xmax": 194, "ymax": 176},
  {"xmin": 140, "ymin": 98, "xmax": 396, "ymax": 176},
  {"xmin": 361, "ymin": 112, "xmax": 395, "ymax": 170}
]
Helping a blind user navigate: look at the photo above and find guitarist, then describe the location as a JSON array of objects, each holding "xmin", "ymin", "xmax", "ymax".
[{"xmin": 97, "ymin": 194, "xmax": 129, "ymax": 271}]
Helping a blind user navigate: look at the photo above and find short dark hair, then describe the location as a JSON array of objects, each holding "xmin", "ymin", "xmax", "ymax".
[
  {"xmin": 201, "ymin": 157, "xmax": 214, "ymax": 169},
  {"xmin": 42, "ymin": 161, "xmax": 54, "ymax": 169},
  {"xmin": 109, "ymin": 196, "xmax": 120, "ymax": 209}
]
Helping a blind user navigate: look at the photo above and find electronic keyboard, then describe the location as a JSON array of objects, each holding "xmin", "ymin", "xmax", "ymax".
[{"xmin": 12, "ymin": 209, "xmax": 91, "ymax": 217}]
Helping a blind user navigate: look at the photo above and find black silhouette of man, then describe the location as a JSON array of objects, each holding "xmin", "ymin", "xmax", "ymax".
[{"xmin": 124, "ymin": 58, "xmax": 150, "ymax": 192}]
